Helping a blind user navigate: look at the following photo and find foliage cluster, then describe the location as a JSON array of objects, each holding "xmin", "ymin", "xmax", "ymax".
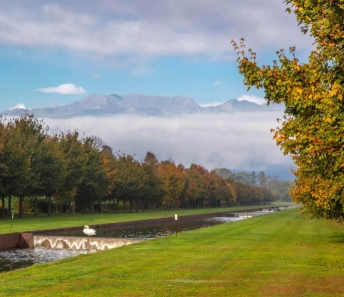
[
  {"xmin": 0, "ymin": 115, "xmax": 276, "ymax": 217},
  {"xmin": 232, "ymin": 0, "xmax": 344, "ymax": 221}
]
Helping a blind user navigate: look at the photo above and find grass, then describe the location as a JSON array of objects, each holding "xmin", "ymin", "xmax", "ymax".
[
  {"xmin": 1, "ymin": 207, "xmax": 344, "ymax": 296},
  {"xmin": 0, "ymin": 202, "xmax": 291, "ymax": 234}
]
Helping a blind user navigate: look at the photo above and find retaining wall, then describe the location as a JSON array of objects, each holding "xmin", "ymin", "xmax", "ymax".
[{"xmin": 0, "ymin": 233, "xmax": 33, "ymax": 249}]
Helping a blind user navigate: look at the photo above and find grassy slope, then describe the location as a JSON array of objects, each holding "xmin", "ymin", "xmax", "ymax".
[
  {"xmin": 1, "ymin": 208, "xmax": 344, "ymax": 297},
  {"xmin": 0, "ymin": 204, "xmax": 291, "ymax": 234}
]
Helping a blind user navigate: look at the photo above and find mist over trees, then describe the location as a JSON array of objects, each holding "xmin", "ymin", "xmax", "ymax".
[
  {"xmin": 214, "ymin": 168, "xmax": 293, "ymax": 202},
  {"xmin": 0, "ymin": 115, "xmax": 281, "ymax": 217}
]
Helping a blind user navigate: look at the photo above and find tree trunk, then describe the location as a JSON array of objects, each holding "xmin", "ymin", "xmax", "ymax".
[
  {"xmin": 19, "ymin": 196, "xmax": 23, "ymax": 218},
  {"xmin": 1, "ymin": 195, "xmax": 5, "ymax": 218},
  {"xmin": 48, "ymin": 195, "xmax": 51, "ymax": 217},
  {"xmin": 99, "ymin": 198, "xmax": 103, "ymax": 213},
  {"xmin": 34, "ymin": 196, "xmax": 37, "ymax": 217},
  {"xmin": 8, "ymin": 196, "xmax": 11, "ymax": 215},
  {"xmin": 72, "ymin": 197, "xmax": 75, "ymax": 214}
]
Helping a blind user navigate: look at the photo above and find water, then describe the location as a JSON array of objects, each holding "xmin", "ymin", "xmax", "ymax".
[
  {"xmin": 0, "ymin": 248, "xmax": 91, "ymax": 272},
  {"xmin": 0, "ymin": 217, "xmax": 226, "ymax": 273},
  {"xmin": 42, "ymin": 217, "xmax": 226, "ymax": 238}
]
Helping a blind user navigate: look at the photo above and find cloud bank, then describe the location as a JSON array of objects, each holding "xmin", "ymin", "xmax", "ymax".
[
  {"xmin": 0, "ymin": 0, "xmax": 313, "ymax": 61},
  {"xmin": 44, "ymin": 111, "xmax": 294, "ymax": 179},
  {"xmin": 37, "ymin": 83, "xmax": 86, "ymax": 94}
]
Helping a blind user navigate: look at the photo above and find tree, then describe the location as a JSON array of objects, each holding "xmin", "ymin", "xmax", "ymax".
[
  {"xmin": 112, "ymin": 152, "xmax": 147, "ymax": 212},
  {"xmin": 268, "ymin": 179, "xmax": 293, "ymax": 202},
  {"xmin": 186, "ymin": 164, "xmax": 208, "ymax": 207},
  {"xmin": 55, "ymin": 131, "xmax": 85, "ymax": 215},
  {"xmin": 100, "ymin": 145, "xmax": 118, "ymax": 211},
  {"xmin": 158, "ymin": 161, "xmax": 186, "ymax": 208},
  {"xmin": 39, "ymin": 135, "xmax": 66, "ymax": 216},
  {"xmin": 258, "ymin": 171, "xmax": 268, "ymax": 188},
  {"xmin": 232, "ymin": 1, "xmax": 344, "ymax": 221},
  {"xmin": 0, "ymin": 120, "xmax": 7, "ymax": 217},
  {"xmin": 2, "ymin": 116, "xmax": 45, "ymax": 217},
  {"xmin": 204, "ymin": 170, "xmax": 235, "ymax": 207},
  {"xmin": 142, "ymin": 152, "xmax": 163, "ymax": 210},
  {"xmin": 76, "ymin": 136, "xmax": 108, "ymax": 213}
]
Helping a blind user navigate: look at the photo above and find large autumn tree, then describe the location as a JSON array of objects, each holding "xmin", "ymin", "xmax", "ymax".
[{"xmin": 232, "ymin": 0, "xmax": 344, "ymax": 221}]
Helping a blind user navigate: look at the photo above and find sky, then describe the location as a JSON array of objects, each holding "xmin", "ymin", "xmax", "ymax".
[
  {"xmin": 0, "ymin": 0, "xmax": 313, "ymax": 111},
  {"xmin": 0, "ymin": 0, "xmax": 314, "ymax": 179}
]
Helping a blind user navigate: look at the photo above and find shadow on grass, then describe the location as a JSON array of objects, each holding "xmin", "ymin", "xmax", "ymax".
[{"xmin": 327, "ymin": 235, "xmax": 344, "ymax": 244}]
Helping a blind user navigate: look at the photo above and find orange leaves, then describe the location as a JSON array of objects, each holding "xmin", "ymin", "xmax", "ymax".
[
  {"xmin": 293, "ymin": 64, "xmax": 301, "ymax": 71},
  {"xmin": 158, "ymin": 161, "xmax": 186, "ymax": 204}
]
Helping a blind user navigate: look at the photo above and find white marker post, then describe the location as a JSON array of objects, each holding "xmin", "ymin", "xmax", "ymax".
[
  {"xmin": 175, "ymin": 214, "xmax": 178, "ymax": 237},
  {"xmin": 11, "ymin": 213, "xmax": 14, "ymax": 230}
]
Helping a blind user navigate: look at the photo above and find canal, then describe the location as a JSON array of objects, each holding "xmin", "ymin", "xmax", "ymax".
[{"xmin": 0, "ymin": 209, "xmax": 283, "ymax": 273}]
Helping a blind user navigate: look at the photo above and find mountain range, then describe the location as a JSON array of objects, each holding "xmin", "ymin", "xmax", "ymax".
[{"xmin": 1, "ymin": 94, "xmax": 284, "ymax": 118}]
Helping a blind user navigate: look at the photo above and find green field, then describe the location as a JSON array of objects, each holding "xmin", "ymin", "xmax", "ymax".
[
  {"xmin": 1, "ymin": 207, "xmax": 344, "ymax": 296},
  {"xmin": 0, "ymin": 203, "xmax": 290, "ymax": 234}
]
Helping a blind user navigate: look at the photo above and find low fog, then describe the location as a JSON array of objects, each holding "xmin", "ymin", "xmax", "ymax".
[{"xmin": 44, "ymin": 112, "xmax": 294, "ymax": 180}]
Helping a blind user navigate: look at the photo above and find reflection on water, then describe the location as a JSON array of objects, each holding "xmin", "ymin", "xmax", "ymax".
[
  {"xmin": 42, "ymin": 218, "xmax": 226, "ymax": 238},
  {"xmin": 0, "ymin": 248, "xmax": 92, "ymax": 272}
]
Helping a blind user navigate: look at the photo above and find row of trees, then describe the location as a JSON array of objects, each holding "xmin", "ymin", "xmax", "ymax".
[
  {"xmin": 214, "ymin": 168, "xmax": 293, "ymax": 201},
  {"xmin": 0, "ymin": 115, "xmax": 277, "ymax": 218}
]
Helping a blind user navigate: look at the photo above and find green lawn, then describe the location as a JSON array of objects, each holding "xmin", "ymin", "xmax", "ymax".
[
  {"xmin": 1, "ymin": 207, "xmax": 344, "ymax": 296},
  {"xmin": 0, "ymin": 203, "xmax": 291, "ymax": 234}
]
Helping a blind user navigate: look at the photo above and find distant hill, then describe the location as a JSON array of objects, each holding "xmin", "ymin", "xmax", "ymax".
[{"xmin": 1, "ymin": 94, "xmax": 284, "ymax": 118}]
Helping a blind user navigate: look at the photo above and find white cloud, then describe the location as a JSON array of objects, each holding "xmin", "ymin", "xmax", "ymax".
[
  {"xmin": 36, "ymin": 83, "xmax": 86, "ymax": 94},
  {"xmin": 238, "ymin": 95, "xmax": 266, "ymax": 105},
  {"xmin": 10, "ymin": 103, "xmax": 26, "ymax": 110},
  {"xmin": 213, "ymin": 82, "xmax": 221, "ymax": 86},
  {"xmin": 91, "ymin": 73, "xmax": 101, "ymax": 78},
  {"xmin": 43, "ymin": 112, "xmax": 294, "ymax": 179},
  {"xmin": 0, "ymin": 1, "xmax": 313, "ymax": 61}
]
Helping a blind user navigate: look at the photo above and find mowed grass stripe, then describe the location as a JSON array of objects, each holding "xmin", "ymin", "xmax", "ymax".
[{"xmin": 1, "ymin": 208, "xmax": 344, "ymax": 297}]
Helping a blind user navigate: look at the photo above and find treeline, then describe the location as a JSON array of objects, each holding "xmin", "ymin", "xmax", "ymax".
[
  {"xmin": 0, "ymin": 115, "xmax": 277, "ymax": 218},
  {"xmin": 214, "ymin": 168, "xmax": 294, "ymax": 201}
]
